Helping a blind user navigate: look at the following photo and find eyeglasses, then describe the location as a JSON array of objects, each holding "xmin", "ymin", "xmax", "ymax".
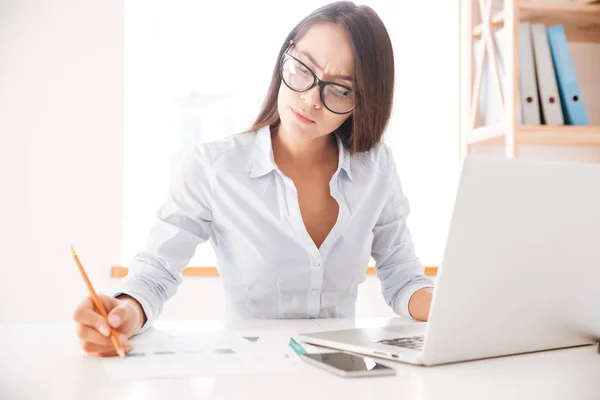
[{"xmin": 280, "ymin": 45, "xmax": 354, "ymax": 115}]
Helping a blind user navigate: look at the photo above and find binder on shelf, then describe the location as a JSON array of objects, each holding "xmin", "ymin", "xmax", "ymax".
[
  {"xmin": 547, "ymin": 24, "xmax": 589, "ymax": 125},
  {"xmin": 531, "ymin": 23, "xmax": 565, "ymax": 125},
  {"xmin": 518, "ymin": 23, "xmax": 542, "ymax": 125}
]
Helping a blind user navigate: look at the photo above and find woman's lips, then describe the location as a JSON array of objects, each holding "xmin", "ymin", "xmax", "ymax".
[{"xmin": 291, "ymin": 107, "xmax": 315, "ymax": 123}]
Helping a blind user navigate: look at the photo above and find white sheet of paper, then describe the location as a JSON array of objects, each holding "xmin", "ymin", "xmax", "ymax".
[{"xmin": 101, "ymin": 330, "xmax": 303, "ymax": 380}]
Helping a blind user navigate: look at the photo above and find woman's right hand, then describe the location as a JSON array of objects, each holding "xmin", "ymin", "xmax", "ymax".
[{"xmin": 73, "ymin": 294, "xmax": 145, "ymax": 357}]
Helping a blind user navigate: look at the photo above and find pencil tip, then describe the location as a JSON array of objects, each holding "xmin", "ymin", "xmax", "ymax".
[
  {"xmin": 69, "ymin": 245, "xmax": 76, "ymax": 256},
  {"xmin": 118, "ymin": 349, "xmax": 126, "ymax": 359}
]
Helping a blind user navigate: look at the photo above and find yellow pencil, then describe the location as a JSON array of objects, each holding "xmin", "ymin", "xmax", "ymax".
[{"xmin": 70, "ymin": 245, "xmax": 126, "ymax": 358}]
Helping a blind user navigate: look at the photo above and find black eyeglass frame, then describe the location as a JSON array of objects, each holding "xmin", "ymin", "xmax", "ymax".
[{"xmin": 280, "ymin": 43, "xmax": 354, "ymax": 115}]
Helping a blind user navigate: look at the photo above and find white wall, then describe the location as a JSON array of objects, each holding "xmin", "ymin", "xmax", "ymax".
[{"xmin": 0, "ymin": 0, "xmax": 124, "ymax": 322}]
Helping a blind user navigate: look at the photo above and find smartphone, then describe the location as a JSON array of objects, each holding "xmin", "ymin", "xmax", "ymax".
[{"xmin": 300, "ymin": 352, "xmax": 396, "ymax": 378}]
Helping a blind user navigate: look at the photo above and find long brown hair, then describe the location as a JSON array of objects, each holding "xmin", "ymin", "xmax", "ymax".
[{"xmin": 246, "ymin": 1, "xmax": 395, "ymax": 154}]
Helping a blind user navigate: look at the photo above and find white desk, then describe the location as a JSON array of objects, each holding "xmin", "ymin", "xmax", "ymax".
[{"xmin": 1, "ymin": 317, "xmax": 599, "ymax": 400}]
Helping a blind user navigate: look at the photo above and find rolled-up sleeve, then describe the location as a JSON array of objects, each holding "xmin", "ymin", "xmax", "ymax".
[
  {"xmin": 371, "ymin": 145, "xmax": 434, "ymax": 319},
  {"xmin": 113, "ymin": 144, "xmax": 214, "ymax": 334}
]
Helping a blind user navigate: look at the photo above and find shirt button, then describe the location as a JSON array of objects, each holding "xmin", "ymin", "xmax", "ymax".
[
  {"xmin": 314, "ymin": 262, "xmax": 321, "ymax": 268},
  {"xmin": 311, "ymin": 290, "xmax": 318, "ymax": 296}
]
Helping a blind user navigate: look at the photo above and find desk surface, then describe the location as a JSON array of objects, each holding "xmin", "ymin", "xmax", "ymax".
[{"xmin": 1, "ymin": 317, "xmax": 599, "ymax": 400}]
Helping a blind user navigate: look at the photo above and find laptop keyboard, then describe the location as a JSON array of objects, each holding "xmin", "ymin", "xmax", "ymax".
[{"xmin": 376, "ymin": 335, "xmax": 424, "ymax": 350}]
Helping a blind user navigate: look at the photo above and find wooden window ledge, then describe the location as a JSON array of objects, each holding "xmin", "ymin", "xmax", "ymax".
[{"xmin": 111, "ymin": 265, "xmax": 439, "ymax": 278}]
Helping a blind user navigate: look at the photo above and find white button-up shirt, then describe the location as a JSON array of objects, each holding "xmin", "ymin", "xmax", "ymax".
[{"xmin": 116, "ymin": 125, "xmax": 434, "ymax": 332}]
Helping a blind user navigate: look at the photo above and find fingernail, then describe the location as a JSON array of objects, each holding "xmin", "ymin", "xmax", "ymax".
[
  {"xmin": 109, "ymin": 315, "xmax": 120, "ymax": 327},
  {"xmin": 99, "ymin": 325, "xmax": 110, "ymax": 337}
]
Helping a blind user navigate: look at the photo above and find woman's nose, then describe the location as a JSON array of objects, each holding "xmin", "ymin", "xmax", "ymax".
[{"xmin": 301, "ymin": 85, "xmax": 322, "ymax": 110}]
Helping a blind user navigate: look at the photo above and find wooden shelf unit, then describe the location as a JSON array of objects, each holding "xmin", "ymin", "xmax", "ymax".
[
  {"xmin": 460, "ymin": 0, "xmax": 600, "ymax": 161},
  {"xmin": 473, "ymin": 3, "xmax": 600, "ymax": 43},
  {"xmin": 469, "ymin": 125, "xmax": 600, "ymax": 146}
]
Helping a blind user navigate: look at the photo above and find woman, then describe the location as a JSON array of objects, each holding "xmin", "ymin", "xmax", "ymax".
[{"xmin": 73, "ymin": 1, "xmax": 434, "ymax": 357}]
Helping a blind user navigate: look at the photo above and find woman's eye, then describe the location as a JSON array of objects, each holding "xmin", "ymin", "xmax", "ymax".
[
  {"xmin": 331, "ymin": 87, "xmax": 350, "ymax": 98},
  {"xmin": 298, "ymin": 65, "xmax": 310, "ymax": 74}
]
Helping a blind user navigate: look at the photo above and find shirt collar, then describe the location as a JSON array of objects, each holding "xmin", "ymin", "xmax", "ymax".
[
  {"xmin": 335, "ymin": 132, "xmax": 353, "ymax": 181},
  {"xmin": 249, "ymin": 125, "xmax": 353, "ymax": 181},
  {"xmin": 249, "ymin": 125, "xmax": 277, "ymax": 178}
]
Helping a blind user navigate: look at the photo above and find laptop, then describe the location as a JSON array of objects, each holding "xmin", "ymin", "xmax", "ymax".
[{"xmin": 297, "ymin": 155, "xmax": 600, "ymax": 366}]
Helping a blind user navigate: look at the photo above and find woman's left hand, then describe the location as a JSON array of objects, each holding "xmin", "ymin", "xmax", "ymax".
[{"xmin": 408, "ymin": 287, "xmax": 433, "ymax": 321}]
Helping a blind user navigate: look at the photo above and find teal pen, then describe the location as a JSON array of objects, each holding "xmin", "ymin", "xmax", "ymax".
[{"xmin": 288, "ymin": 337, "xmax": 307, "ymax": 356}]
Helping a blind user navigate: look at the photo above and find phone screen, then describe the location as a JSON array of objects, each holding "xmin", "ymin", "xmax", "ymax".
[{"xmin": 302, "ymin": 352, "xmax": 394, "ymax": 372}]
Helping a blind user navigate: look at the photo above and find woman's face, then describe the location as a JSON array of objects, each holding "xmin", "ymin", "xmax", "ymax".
[{"xmin": 277, "ymin": 22, "xmax": 354, "ymax": 142}]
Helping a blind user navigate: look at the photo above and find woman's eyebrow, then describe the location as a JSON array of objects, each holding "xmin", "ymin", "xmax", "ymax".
[{"xmin": 299, "ymin": 50, "xmax": 353, "ymax": 82}]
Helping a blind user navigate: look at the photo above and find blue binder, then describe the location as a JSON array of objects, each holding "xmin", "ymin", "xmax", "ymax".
[{"xmin": 547, "ymin": 25, "xmax": 589, "ymax": 125}]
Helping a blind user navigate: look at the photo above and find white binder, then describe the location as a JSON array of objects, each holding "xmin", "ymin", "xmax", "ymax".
[
  {"xmin": 531, "ymin": 23, "xmax": 565, "ymax": 125},
  {"xmin": 518, "ymin": 23, "xmax": 541, "ymax": 125},
  {"xmin": 474, "ymin": 25, "xmax": 542, "ymax": 126}
]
